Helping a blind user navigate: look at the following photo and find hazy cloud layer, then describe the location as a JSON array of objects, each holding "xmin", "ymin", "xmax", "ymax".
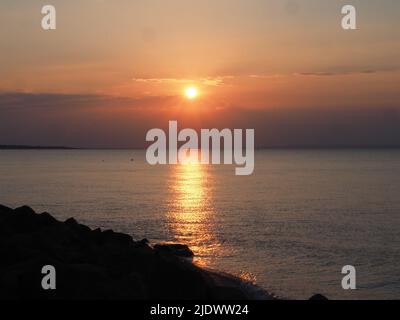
[{"xmin": 1, "ymin": 92, "xmax": 400, "ymax": 148}]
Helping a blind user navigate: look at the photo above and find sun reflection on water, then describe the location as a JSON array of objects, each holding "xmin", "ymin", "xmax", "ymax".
[{"xmin": 167, "ymin": 153, "xmax": 221, "ymax": 267}]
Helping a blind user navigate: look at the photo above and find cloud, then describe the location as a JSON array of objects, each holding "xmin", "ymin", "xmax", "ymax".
[
  {"xmin": 128, "ymin": 66, "xmax": 400, "ymax": 90},
  {"xmin": 293, "ymin": 67, "xmax": 399, "ymax": 77},
  {"xmin": 0, "ymin": 92, "xmax": 176, "ymax": 111},
  {"xmin": 131, "ymin": 76, "xmax": 234, "ymax": 86},
  {"xmin": 1, "ymin": 91, "xmax": 400, "ymax": 148},
  {"xmin": 235, "ymin": 66, "xmax": 400, "ymax": 79},
  {"xmin": 295, "ymin": 71, "xmax": 375, "ymax": 77}
]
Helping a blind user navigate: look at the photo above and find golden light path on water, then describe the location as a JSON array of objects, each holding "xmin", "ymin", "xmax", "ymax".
[{"xmin": 167, "ymin": 152, "xmax": 222, "ymax": 268}]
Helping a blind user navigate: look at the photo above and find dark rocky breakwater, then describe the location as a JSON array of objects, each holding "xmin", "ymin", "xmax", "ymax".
[{"xmin": 0, "ymin": 205, "xmax": 274, "ymax": 300}]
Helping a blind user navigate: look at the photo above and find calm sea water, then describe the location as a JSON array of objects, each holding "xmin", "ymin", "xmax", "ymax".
[{"xmin": 1, "ymin": 149, "xmax": 399, "ymax": 299}]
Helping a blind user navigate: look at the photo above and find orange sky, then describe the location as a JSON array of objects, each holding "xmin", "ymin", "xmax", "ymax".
[
  {"xmin": 1, "ymin": 1, "xmax": 400, "ymax": 147},
  {"xmin": 1, "ymin": 0, "xmax": 399, "ymax": 108}
]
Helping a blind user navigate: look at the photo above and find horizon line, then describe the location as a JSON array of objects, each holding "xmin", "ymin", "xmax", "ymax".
[{"xmin": 2, "ymin": 145, "xmax": 400, "ymax": 151}]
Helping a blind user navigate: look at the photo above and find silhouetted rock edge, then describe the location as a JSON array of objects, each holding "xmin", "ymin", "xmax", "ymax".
[{"xmin": 0, "ymin": 205, "xmax": 276, "ymax": 300}]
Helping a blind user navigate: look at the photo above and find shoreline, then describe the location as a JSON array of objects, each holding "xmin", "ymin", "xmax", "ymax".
[{"xmin": 0, "ymin": 204, "xmax": 276, "ymax": 300}]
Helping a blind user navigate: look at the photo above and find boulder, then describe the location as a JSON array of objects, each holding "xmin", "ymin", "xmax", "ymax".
[
  {"xmin": 309, "ymin": 294, "xmax": 329, "ymax": 301},
  {"xmin": 154, "ymin": 244, "xmax": 194, "ymax": 257},
  {"xmin": 0, "ymin": 205, "xmax": 270, "ymax": 300}
]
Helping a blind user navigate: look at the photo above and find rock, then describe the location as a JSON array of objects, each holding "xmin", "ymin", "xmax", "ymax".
[
  {"xmin": 64, "ymin": 217, "xmax": 79, "ymax": 226},
  {"xmin": 154, "ymin": 243, "xmax": 194, "ymax": 257},
  {"xmin": 14, "ymin": 205, "xmax": 36, "ymax": 216},
  {"xmin": 0, "ymin": 205, "xmax": 272, "ymax": 300},
  {"xmin": 39, "ymin": 212, "xmax": 58, "ymax": 225},
  {"xmin": 210, "ymin": 286, "xmax": 248, "ymax": 300},
  {"xmin": 0, "ymin": 205, "xmax": 13, "ymax": 224},
  {"xmin": 0, "ymin": 204, "xmax": 13, "ymax": 214},
  {"xmin": 134, "ymin": 238, "xmax": 150, "ymax": 249},
  {"xmin": 309, "ymin": 294, "xmax": 329, "ymax": 301},
  {"xmin": 94, "ymin": 229, "xmax": 133, "ymax": 246}
]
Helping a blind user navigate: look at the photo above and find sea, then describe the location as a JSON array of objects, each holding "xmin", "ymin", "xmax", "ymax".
[{"xmin": 1, "ymin": 149, "xmax": 399, "ymax": 299}]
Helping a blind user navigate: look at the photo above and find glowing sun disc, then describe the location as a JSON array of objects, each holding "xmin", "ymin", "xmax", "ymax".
[{"xmin": 185, "ymin": 87, "xmax": 198, "ymax": 99}]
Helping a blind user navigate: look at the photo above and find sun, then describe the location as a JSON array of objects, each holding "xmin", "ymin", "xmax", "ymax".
[{"xmin": 185, "ymin": 87, "xmax": 198, "ymax": 100}]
